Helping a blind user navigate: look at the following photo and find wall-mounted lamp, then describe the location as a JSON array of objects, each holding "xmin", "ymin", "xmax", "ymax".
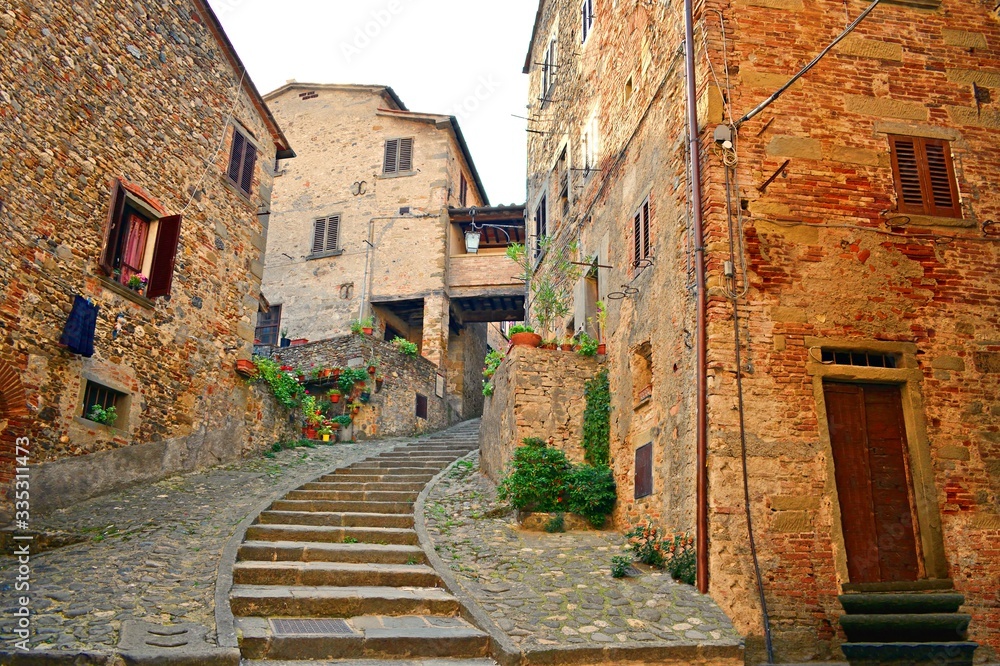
[{"xmin": 463, "ymin": 206, "xmax": 511, "ymax": 254}]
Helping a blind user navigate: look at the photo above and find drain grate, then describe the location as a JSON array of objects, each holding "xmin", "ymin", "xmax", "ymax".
[{"xmin": 270, "ymin": 618, "xmax": 355, "ymax": 636}]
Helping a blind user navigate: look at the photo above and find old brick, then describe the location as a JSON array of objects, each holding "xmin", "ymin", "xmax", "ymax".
[{"xmin": 937, "ymin": 446, "xmax": 971, "ymax": 461}]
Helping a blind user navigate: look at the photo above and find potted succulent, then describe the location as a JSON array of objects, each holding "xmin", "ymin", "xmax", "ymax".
[
  {"xmin": 508, "ymin": 324, "xmax": 541, "ymax": 348},
  {"xmin": 328, "ymin": 388, "xmax": 342, "ymax": 404},
  {"xmin": 279, "ymin": 329, "xmax": 291, "ymax": 348}
]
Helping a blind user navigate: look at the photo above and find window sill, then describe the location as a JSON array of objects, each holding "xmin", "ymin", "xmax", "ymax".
[
  {"xmin": 307, "ymin": 249, "xmax": 344, "ymax": 260},
  {"xmin": 98, "ymin": 276, "xmax": 155, "ymax": 309},
  {"xmin": 73, "ymin": 416, "xmax": 127, "ymax": 435},
  {"xmin": 378, "ymin": 170, "xmax": 417, "ymax": 180},
  {"xmin": 889, "ymin": 213, "xmax": 973, "ymax": 229},
  {"xmin": 220, "ymin": 174, "xmax": 255, "ymax": 205}
]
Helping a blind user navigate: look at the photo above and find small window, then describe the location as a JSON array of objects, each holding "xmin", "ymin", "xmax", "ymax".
[
  {"xmin": 541, "ymin": 37, "xmax": 558, "ymax": 102},
  {"xmin": 255, "ymin": 304, "xmax": 282, "ymax": 346},
  {"xmin": 459, "ymin": 173, "xmax": 469, "ymax": 207},
  {"xmin": 582, "ymin": 113, "xmax": 599, "ymax": 176},
  {"xmin": 227, "ymin": 126, "xmax": 257, "ymax": 197},
  {"xmin": 311, "ymin": 215, "xmax": 341, "ymax": 255},
  {"xmin": 635, "ymin": 443, "xmax": 653, "ymax": 499},
  {"xmin": 631, "ymin": 341, "xmax": 653, "ymax": 407},
  {"xmin": 99, "ymin": 180, "xmax": 182, "ymax": 299},
  {"xmin": 415, "ymin": 393, "xmax": 428, "ymax": 420},
  {"xmin": 557, "ymin": 148, "xmax": 569, "ymax": 217},
  {"xmin": 581, "ymin": 0, "xmax": 595, "ymax": 43},
  {"xmin": 888, "ymin": 135, "xmax": 960, "ymax": 218},
  {"xmin": 383, "ymin": 138, "xmax": 414, "ymax": 174},
  {"xmin": 820, "ymin": 349, "xmax": 899, "ymax": 368},
  {"xmin": 533, "ymin": 195, "xmax": 548, "ymax": 259},
  {"xmin": 632, "ymin": 197, "xmax": 651, "ymax": 269},
  {"xmin": 82, "ymin": 380, "xmax": 126, "ymax": 427}
]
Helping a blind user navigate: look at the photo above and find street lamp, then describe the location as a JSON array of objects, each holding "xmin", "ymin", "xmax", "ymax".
[{"xmin": 463, "ymin": 206, "xmax": 511, "ymax": 254}]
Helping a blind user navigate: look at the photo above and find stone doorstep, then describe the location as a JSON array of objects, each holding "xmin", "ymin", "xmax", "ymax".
[
  {"xmin": 839, "ymin": 613, "xmax": 972, "ymax": 643},
  {"xmin": 301, "ymin": 481, "xmax": 428, "ymax": 492},
  {"xmin": 245, "ymin": 523, "xmax": 419, "ymax": 545},
  {"xmin": 512, "ymin": 642, "xmax": 744, "ymax": 665},
  {"xmin": 232, "ymin": 560, "xmax": 441, "ymax": 587},
  {"xmin": 268, "ymin": 499, "xmax": 415, "ymax": 514},
  {"xmin": 117, "ymin": 620, "xmax": 240, "ymax": 665},
  {"xmin": 229, "ymin": 584, "xmax": 460, "ymax": 618},
  {"xmin": 839, "ymin": 592, "xmax": 965, "ymax": 615},
  {"xmin": 315, "ymin": 473, "xmax": 436, "ymax": 483},
  {"xmin": 237, "ymin": 540, "xmax": 427, "ymax": 565},
  {"xmin": 282, "ymin": 489, "xmax": 420, "ymax": 502},
  {"xmin": 840, "ymin": 641, "xmax": 979, "ymax": 666},
  {"xmin": 257, "ymin": 509, "xmax": 415, "ymax": 528},
  {"xmin": 239, "ymin": 660, "xmax": 496, "ymax": 666},
  {"xmin": 235, "ymin": 615, "xmax": 489, "ymax": 661}
]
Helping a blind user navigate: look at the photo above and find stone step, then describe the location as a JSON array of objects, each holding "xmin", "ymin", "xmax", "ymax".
[
  {"xmin": 284, "ymin": 489, "xmax": 418, "ymax": 502},
  {"xmin": 243, "ymin": 659, "xmax": 496, "ymax": 666},
  {"xmin": 375, "ymin": 453, "xmax": 464, "ymax": 459},
  {"xmin": 840, "ymin": 641, "xmax": 978, "ymax": 666},
  {"xmin": 349, "ymin": 462, "xmax": 448, "ymax": 471},
  {"xmin": 333, "ymin": 465, "xmax": 442, "ymax": 474},
  {"xmin": 840, "ymin": 613, "xmax": 971, "ymax": 643},
  {"xmin": 257, "ymin": 511, "xmax": 414, "ymax": 529},
  {"xmin": 839, "ymin": 592, "xmax": 965, "ymax": 615},
  {"xmin": 232, "ymin": 561, "xmax": 441, "ymax": 587},
  {"xmin": 238, "ymin": 541, "xmax": 426, "ymax": 565},
  {"xmin": 230, "ymin": 585, "xmax": 460, "ymax": 618},
  {"xmin": 246, "ymin": 524, "xmax": 418, "ymax": 546},
  {"xmin": 315, "ymin": 474, "xmax": 434, "ymax": 484},
  {"xmin": 301, "ymin": 481, "xmax": 426, "ymax": 493},
  {"xmin": 270, "ymin": 500, "xmax": 414, "ymax": 515},
  {"xmin": 236, "ymin": 615, "xmax": 489, "ymax": 661}
]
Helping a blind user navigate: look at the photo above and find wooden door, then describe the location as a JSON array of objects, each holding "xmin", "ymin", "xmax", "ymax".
[{"xmin": 824, "ymin": 382, "xmax": 920, "ymax": 583}]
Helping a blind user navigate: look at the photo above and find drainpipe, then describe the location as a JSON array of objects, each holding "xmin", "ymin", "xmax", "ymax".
[{"xmin": 684, "ymin": 0, "xmax": 710, "ymax": 595}]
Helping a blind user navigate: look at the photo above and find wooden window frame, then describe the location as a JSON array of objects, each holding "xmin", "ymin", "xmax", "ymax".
[
  {"xmin": 888, "ymin": 135, "xmax": 961, "ymax": 219},
  {"xmin": 632, "ymin": 196, "xmax": 651, "ymax": 271},
  {"xmin": 309, "ymin": 214, "xmax": 342, "ymax": 258},
  {"xmin": 227, "ymin": 126, "xmax": 257, "ymax": 197},
  {"xmin": 533, "ymin": 194, "xmax": 548, "ymax": 260},
  {"xmin": 541, "ymin": 36, "xmax": 558, "ymax": 104},
  {"xmin": 581, "ymin": 0, "xmax": 594, "ymax": 43},
  {"xmin": 634, "ymin": 442, "xmax": 653, "ymax": 499},
  {"xmin": 255, "ymin": 304, "xmax": 282, "ymax": 346},
  {"xmin": 383, "ymin": 137, "xmax": 415, "ymax": 175},
  {"xmin": 415, "ymin": 393, "xmax": 428, "ymax": 420},
  {"xmin": 459, "ymin": 173, "xmax": 468, "ymax": 207},
  {"xmin": 99, "ymin": 180, "xmax": 182, "ymax": 299}
]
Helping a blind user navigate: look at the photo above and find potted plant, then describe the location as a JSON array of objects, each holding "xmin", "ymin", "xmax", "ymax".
[
  {"xmin": 359, "ymin": 389, "xmax": 371, "ymax": 403},
  {"xmin": 295, "ymin": 367, "xmax": 306, "ymax": 382},
  {"xmin": 125, "ymin": 273, "xmax": 148, "ymax": 294},
  {"xmin": 331, "ymin": 366, "xmax": 343, "ymax": 381},
  {"xmin": 328, "ymin": 388, "xmax": 342, "ymax": 404},
  {"xmin": 391, "ymin": 336, "xmax": 419, "ymax": 357},
  {"xmin": 542, "ymin": 337, "xmax": 558, "ymax": 350},
  {"xmin": 309, "ymin": 366, "xmax": 323, "ymax": 382},
  {"xmin": 350, "ymin": 315, "xmax": 375, "ymax": 335},
  {"xmin": 576, "ymin": 332, "xmax": 599, "ymax": 357},
  {"xmin": 367, "ymin": 357, "xmax": 378, "ymax": 374},
  {"xmin": 235, "ymin": 359, "xmax": 257, "ymax": 376},
  {"xmin": 349, "ymin": 401, "xmax": 363, "ymax": 415},
  {"xmin": 508, "ymin": 324, "xmax": 541, "ymax": 348},
  {"xmin": 302, "ymin": 395, "xmax": 322, "ymax": 439},
  {"xmin": 596, "ymin": 300, "xmax": 608, "ymax": 355},
  {"xmin": 375, "ymin": 374, "xmax": 385, "ymax": 391},
  {"xmin": 334, "ymin": 414, "xmax": 354, "ymax": 442},
  {"xmin": 87, "ymin": 404, "xmax": 118, "ymax": 427},
  {"xmin": 279, "ymin": 329, "xmax": 291, "ymax": 348},
  {"xmin": 317, "ymin": 422, "xmax": 333, "ymax": 442},
  {"xmin": 560, "ymin": 335, "xmax": 575, "ymax": 352}
]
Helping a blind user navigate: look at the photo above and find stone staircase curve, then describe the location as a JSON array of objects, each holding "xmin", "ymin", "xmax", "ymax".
[{"xmin": 228, "ymin": 419, "xmax": 496, "ymax": 666}]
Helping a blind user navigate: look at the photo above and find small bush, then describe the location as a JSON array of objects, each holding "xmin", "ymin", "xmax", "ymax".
[
  {"xmin": 544, "ymin": 513, "xmax": 566, "ymax": 533},
  {"xmin": 625, "ymin": 522, "xmax": 697, "ymax": 585},
  {"xmin": 508, "ymin": 324, "xmax": 534, "ymax": 335},
  {"xmin": 565, "ymin": 465, "xmax": 617, "ymax": 527},
  {"xmin": 392, "ymin": 336, "xmax": 419, "ymax": 357},
  {"xmin": 611, "ymin": 555, "xmax": 632, "ymax": 578},
  {"xmin": 497, "ymin": 438, "xmax": 570, "ymax": 513}
]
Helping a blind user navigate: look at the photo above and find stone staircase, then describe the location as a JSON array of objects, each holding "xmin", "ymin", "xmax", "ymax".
[
  {"xmin": 838, "ymin": 579, "xmax": 978, "ymax": 666},
  {"xmin": 230, "ymin": 420, "xmax": 494, "ymax": 665}
]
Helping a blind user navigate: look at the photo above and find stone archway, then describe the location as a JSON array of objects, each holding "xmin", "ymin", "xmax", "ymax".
[{"xmin": 0, "ymin": 358, "xmax": 31, "ymax": 522}]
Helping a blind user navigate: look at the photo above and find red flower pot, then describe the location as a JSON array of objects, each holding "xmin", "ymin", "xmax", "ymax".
[
  {"xmin": 330, "ymin": 394, "xmax": 341, "ymax": 403},
  {"xmin": 235, "ymin": 360, "xmax": 257, "ymax": 377},
  {"xmin": 362, "ymin": 327, "xmax": 373, "ymax": 335},
  {"xmin": 510, "ymin": 332, "xmax": 542, "ymax": 348},
  {"xmin": 367, "ymin": 365, "xmax": 377, "ymax": 374},
  {"xmin": 597, "ymin": 343, "xmax": 607, "ymax": 354},
  {"xmin": 304, "ymin": 427, "xmax": 317, "ymax": 439},
  {"xmin": 560, "ymin": 344, "xmax": 573, "ymax": 351},
  {"xmin": 332, "ymin": 368, "xmax": 342, "ymax": 380}
]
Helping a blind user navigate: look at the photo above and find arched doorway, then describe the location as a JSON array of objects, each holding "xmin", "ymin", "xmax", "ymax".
[{"xmin": 0, "ymin": 358, "xmax": 31, "ymax": 521}]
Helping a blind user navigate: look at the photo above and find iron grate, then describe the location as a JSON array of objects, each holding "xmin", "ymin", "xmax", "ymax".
[{"xmin": 270, "ymin": 618, "xmax": 355, "ymax": 636}]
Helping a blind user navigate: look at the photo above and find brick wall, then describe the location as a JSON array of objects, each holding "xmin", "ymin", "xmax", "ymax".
[
  {"xmin": 479, "ymin": 345, "xmax": 601, "ymax": 482},
  {"xmin": 266, "ymin": 334, "xmax": 452, "ymax": 437}
]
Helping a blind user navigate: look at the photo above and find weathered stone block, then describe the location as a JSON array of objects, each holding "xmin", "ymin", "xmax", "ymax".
[
  {"xmin": 931, "ymin": 356, "xmax": 965, "ymax": 371},
  {"xmin": 942, "ymin": 29, "xmax": 988, "ymax": 49},
  {"xmin": 937, "ymin": 446, "xmax": 970, "ymax": 461},
  {"xmin": 772, "ymin": 511, "xmax": 812, "ymax": 532},
  {"xmin": 767, "ymin": 136, "xmax": 823, "ymax": 160},
  {"xmin": 838, "ymin": 37, "xmax": 903, "ymax": 61},
  {"xmin": 845, "ymin": 95, "xmax": 929, "ymax": 121}
]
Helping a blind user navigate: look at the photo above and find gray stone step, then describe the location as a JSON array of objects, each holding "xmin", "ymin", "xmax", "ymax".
[
  {"xmin": 236, "ymin": 615, "xmax": 489, "ymax": 661},
  {"xmin": 284, "ymin": 489, "xmax": 418, "ymax": 502},
  {"xmin": 238, "ymin": 540, "xmax": 426, "ymax": 565},
  {"xmin": 230, "ymin": 585, "xmax": 460, "ymax": 618},
  {"xmin": 316, "ymin": 473, "xmax": 434, "ymax": 484},
  {"xmin": 232, "ymin": 561, "xmax": 441, "ymax": 587},
  {"xmin": 349, "ymin": 462, "xmax": 448, "ymax": 471},
  {"xmin": 840, "ymin": 641, "xmax": 977, "ymax": 666},
  {"xmin": 270, "ymin": 499, "xmax": 414, "ymax": 515},
  {"xmin": 246, "ymin": 524, "xmax": 418, "ymax": 546},
  {"xmin": 243, "ymin": 659, "xmax": 496, "ymax": 666},
  {"xmin": 336, "ymin": 465, "xmax": 445, "ymax": 475},
  {"xmin": 257, "ymin": 510, "xmax": 414, "ymax": 529},
  {"xmin": 301, "ymin": 481, "xmax": 426, "ymax": 493},
  {"xmin": 839, "ymin": 592, "xmax": 965, "ymax": 615},
  {"xmin": 840, "ymin": 613, "xmax": 971, "ymax": 643}
]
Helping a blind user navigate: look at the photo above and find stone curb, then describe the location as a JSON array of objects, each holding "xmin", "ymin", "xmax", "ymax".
[
  {"xmin": 415, "ymin": 454, "xmax": 746, "ymax": 666},
  {"xmin": 0, "ymin": 648, "xmax": 243, "ymax": 665}
]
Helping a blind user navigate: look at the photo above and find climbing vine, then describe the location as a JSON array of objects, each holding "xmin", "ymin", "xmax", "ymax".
[
  {"xmin": 582, "ymin": 368, "xmax": 610, "ymax": 468},
  {"xmin": 251, "ymin": 356, "xmax": 305, "ymax": 409}
]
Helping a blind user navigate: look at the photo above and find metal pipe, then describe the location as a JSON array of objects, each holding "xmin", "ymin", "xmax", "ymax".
[{"xmin": 683, "ymin": 0, "xmax": 710, "ymax": 595}]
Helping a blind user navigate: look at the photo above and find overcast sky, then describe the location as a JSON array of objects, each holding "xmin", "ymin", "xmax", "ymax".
[{"xmin": 208, "ymin": 0, "xmax": 539, "ymax": 206}]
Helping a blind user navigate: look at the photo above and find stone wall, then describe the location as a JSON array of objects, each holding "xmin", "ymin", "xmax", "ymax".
[
  {"xmin": 479, "ymin": 345, "xmax": 601, "ymax": 482},
  {"xmin": 0, "ymin": 0, "xmax": 291, "ymax": 515},
  {"xmin": 265, "ymin": 334, "xmax": 452, "ymax": 438}
]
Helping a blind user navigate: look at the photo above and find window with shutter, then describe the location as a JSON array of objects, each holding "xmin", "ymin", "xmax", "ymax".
[
  {"xmin": 255, "ymin": 304, "xmax": 282, "ymax": 346},
  {"xmin": 533, "ymin": 195, "xmax": 548, "ymax": 259},
  {"xmin": 459, "ymin": 174, "xmax": 468, "ymax": 207},
  {"xmin": 415, "ymin": 393, "xmax": 428, "ymax": 419},
  {"xmin": 581, "ymin": 0, "xmax": 594, "ymax": 43},
  {"xmin": 310, "ymin": 215, "xmax": 341, "ymax": 256},
  {"xmin": 145, "ymin": 215, "xmax": 182, "ymax": 299},
  {"xmin": 632, "ymin": 197, "xmax": 651, "ymax": 269},
  {"xmin": 541, "ymin": 36, "xmax": 557, "ymax": 103},
  {"xmin": 227, "ymin": 127, "xmax": 257, "ymax": 197},
  {"xmin": 888, "ymin": 135, "xmax": 961, "ymax": 218},
  {"xmin": 383, "ymin": 138, "xmax": 415, "ymax": 175},
  {"xmin": 635, "ymin": 443, "xmax": 653, "ymax": 499}
]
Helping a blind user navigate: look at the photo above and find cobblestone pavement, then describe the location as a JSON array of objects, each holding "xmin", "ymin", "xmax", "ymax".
[
  {"xmin": 423, "ymin": 453, "xmax": 742, "ymax": 652},
  {"xmin": 0, "ymin": 437, "xmax": 401, "ymax": 652}
]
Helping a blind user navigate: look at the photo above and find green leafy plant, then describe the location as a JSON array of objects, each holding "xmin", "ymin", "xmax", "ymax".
[
  {"xmin": 497, "ymin": 438, "xmax": 570, "ymax": 513},
  {"xmin": 251, "ymin": 356, "xmax": 306, "ymax": 409},
  {"xmin": 301, "ymin": 395, "xmax": 323, "ymax": 426},
  {"xmin": 611, "ymin": 555, "xmax": 632, "ymax": 578},
  {"xmin": 544, "ymin": 513, "xmax": 566, "ymax": 533},
  {"xmin": 582, "ymin": 369, "xmax": 610, "ymax": 468},
  {"xmin": 565, "ymin": 465, "xmax": 616, "ymax": 528},
  {"xmin": 87, "ymin": 404, "xmax": 118, "ymax": 427},
  {"xmin": 392, "ymin": 336, "xmax": 419, "ymax": 357},
  {"xmin": 350, "ymin": 315, "xmax": 375, "ymax": 334},
  {"xmin": 576, "ymin": 332, "xmax": 599, "ymax": 357},
  {"xmin": 482, "ymin": 380, "xmax": 494, "ymax": 397},
  {"xmin": 596, "ymin": 300, "xmax": 608, "ymax": 342},
  {"xmin": 334, "ymin": 414, "xmax": 353, "ymax": 426},
  {"xmin": 338, "ymin": 367, "xmax": 369, "ymax": 393},
  {"xmin": 343, "ymin": 536, "xmax": 359, "ymax": 544},
  {"xmin": 508, "ymin": 324, "xmax": 534, "ymax": 335},
  {"xmin": 483, "ymin": 349, "xmax": 504, "ymax": 379},
  {"xmin": 625, "ymin": 522, "xmax": 696, "ymax": 585}
]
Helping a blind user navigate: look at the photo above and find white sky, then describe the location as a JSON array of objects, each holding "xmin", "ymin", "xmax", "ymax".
[{"xmin": 208, "ymin": 0, "xmax": 539, "ymax": 206}]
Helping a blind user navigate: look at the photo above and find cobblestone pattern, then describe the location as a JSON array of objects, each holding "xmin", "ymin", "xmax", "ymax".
[
  {"xmin": 424, "ymin": 454, "xmax": 741, "ymax": 652},
  {"xmin": 0, "ymin": 437, "xmax": 401, "ymax": 652}
]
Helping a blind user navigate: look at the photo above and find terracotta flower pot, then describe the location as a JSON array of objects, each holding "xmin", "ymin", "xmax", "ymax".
[
  {"xmin": 304, "ymin": 427, "xmax": 317, "ymax": 439},
  {"xmin": 510, "ymin": 332, "xmax": 542, "ymax": 348},
  {"xmin": 597, "ymin": 343, "xmax": 607, "ymax": 354},
  {"xmin": 330, "ymin": 394, "xmax": 341, "ymax": 403},
  {"xmin": 332, "ymin": 368, "xmax": 342, "ymax": 380},
  {"xmin": 367, "ymin": 365, "xmax": 377, "ymax": 374},
  {"xmin": 542, "ymin": 343, "xmax": 557, "ymax": 350},
  {"xmin": 375, "ymin": 377, "xmax": 384, "ymax": 391},
  {"xmin": 331, "ymin": 422, "xmax": 340, "ymax": 430},
  {"xmin": 235, "ymin": 359, "xmax": 257, "ymax": 377},
  {"xmin": 320, "ymin": 368, "xmax": 331, "ymax": 378},
  {"xmin": 362, "ymin": 327, "xmax": 373, "ymax": 335},
  {"xmin": 560, "ymin": 343, "xmax": 573, "ymax": 351}
]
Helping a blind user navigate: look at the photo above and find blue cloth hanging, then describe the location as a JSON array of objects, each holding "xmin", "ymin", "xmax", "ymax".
[{"xmin": 60, "ymin": 296, "xmax": 99, "ymax": 357}]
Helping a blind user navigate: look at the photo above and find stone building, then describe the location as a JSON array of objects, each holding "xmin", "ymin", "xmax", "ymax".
[
  {"xmin": 0, "ymin": 0, "xmax": 294, "ymax": 513},
  {"xmin": 519, "ymin": 0, "xmax": 1000, "ymax": 661},
  {"xmin": 259, "ymin": 84, "xmax": 524, "ymax": 419}
]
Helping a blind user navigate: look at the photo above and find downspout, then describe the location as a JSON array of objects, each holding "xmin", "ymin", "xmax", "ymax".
[{"xmin": 684, "ymin": 0, "xmax": 710, "ymax": 595}]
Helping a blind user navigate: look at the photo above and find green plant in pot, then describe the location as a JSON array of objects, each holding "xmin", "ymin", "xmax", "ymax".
[
  {"xmin": 392, "ymin": 336, "xmax": 419, "ymax": 357},
  {"xmin": 87, "ymin": 404, "xmax": 118, "ymax": 427}
]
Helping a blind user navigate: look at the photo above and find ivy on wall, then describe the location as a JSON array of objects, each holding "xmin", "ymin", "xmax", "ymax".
[{"xmin": 582, "ymin": 368, "xmax": 610, "ymax": 468}]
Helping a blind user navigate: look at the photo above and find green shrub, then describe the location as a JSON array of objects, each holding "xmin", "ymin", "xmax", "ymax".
[
  {"xmin": 497, "ymin": 438, "xmax": 570, "ymax": 512},
  {"xmin": 544, "ymin": 513, "xmax": 566, "ymax": 533},
  {"xmin": 392, "ymin": 336, "xmax": 419, "ymax": 357},
  {"xmin": 252, "ymin": 356, "xmax": 305, "ymax": 409},
  {"xmin": 625, "ymin": 522, "xmax": 697, "ymax": 585},
  {"xmin": 338, "ymin": 367, "xmax": 369, "ymax": 393},
  {"xmin": 566, "ymin": 465, "xmax": 617, "ymax": 527},
  {"xmin": 582, "ymin": 369, "xmax": 610, "ymax": 468},
  {"xmin": 482, "ymin": 380, "xmax": 494, "ymax": 397},
  {"xmin": 576, "ymin": 332, "xmax": 599, "ymax": 357},
  {"xmin": 611, "ymin": 555, "xmax": 632, "ymax": 578}
]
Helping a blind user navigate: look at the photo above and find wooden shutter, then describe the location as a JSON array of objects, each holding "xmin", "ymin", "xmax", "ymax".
[
  {"xmin": 239, "ymin": 143, "xmax": 256, "ymax": 196},
  {"xmin": 99, "ymin": 180, "xmax": 127, "ymax": 275},
  {"xmin": 326, "ymin": 215, "xmax": 340, "ymax": 251},
  {"xmin": 923, "ymin": 140, "xmax": 960, "ymax": 217},
  {"xmin": 398, "ymin": 138, "xmax": 413, "ymax": 172},
  {"xmin": 227, "ymin": 130, "xmax": 245, "ymax": 183},
  {"xmin": 642, "ymin": 199, "xmax": 650, "ymax": 259},
  {"xmin": 633, "ymin": 209, "xmax": 642, "ymax": 265},
  {"xmin": 312, "ymin": 218, "xmax": 327, "ymax": 254},
  {"xmin": 384, "ymin": 139, "xmax": 399, "ymax": 174},
  {"xmin": 415, "ymin": 393, "xmax": 428, "ymax": 419},
  {"xmin": 634, "ymin": 443, "xmax": 653, "ymax": 499},
  {"xmin": 889, "ymin": 135, "xmax": 960, "ymax": 218},
  {"xmin": 146, "ymin": 215, "xmax": 182, "ymax": 299},
  {"xmin": 460, "ymin": 174, "xmax": 468, "ymax": 206}
]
